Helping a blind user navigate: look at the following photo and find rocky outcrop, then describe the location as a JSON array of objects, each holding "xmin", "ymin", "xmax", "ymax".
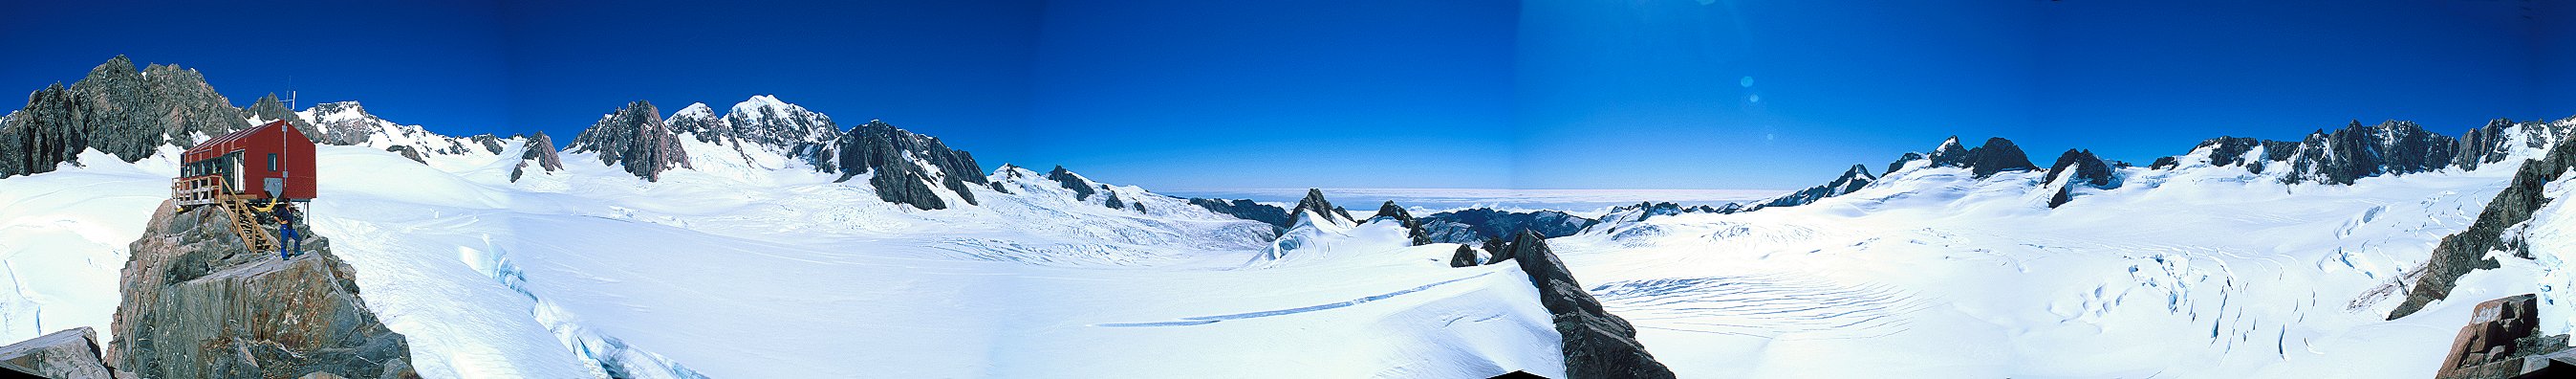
[
  {"xmin": 1047, "ymin": 166, "xmax": 1097, "ymax": 201},
  {"xmin": 2046, "ymin": 149, "xmax": 2116, "ymax": 208},
  {"xmin": 1418, "ymin": 209, "xmax": 1596, "ymax": 246},
  {"xmin": 1, "ymin": 56, "xmax": 253, "ymax": 178},
  {"xmin": 2391, "ymin": 134, "xmax": 2576, "ymax": 320},
  {"xmin": 1449, "ymin": 245, "xmax": 1482, "ymax": 268},
  {"xmin": 1885, "ymin": 152, "xmax": 1924, "ymax": 175},
  {"xmin": 1891, "ymin": 136, "xmax": 2037, "ymax": 178},
  {"xmin": 1753, "ymin": 164, "xmax": 1874, "ymax": 209},
  {"xmin": 1589, "ymin": 201, "xmax": 1739, "ymax": 232},
  {"xmin": 1488, "ymin": 232, "xmax": 1677, "ymax": 379},
  {"xmin": 1187, "ymin": 198, "xmax": 1293, "ymax": 231},
  {"xmin": 665, "ymin": 102, "xmax": 735, "ymax": 145},
  {"xmin": 1962, "ymin": 137, "xmax": 2040, "ymax": 178},
  {"xmin": 469, "ymin": 134, "xmax": 502, "ymax": 154},
  {"xmin": 0, "ymin": 327, "xmax": 112, "ymax": 379},
  {"xmin": 2281, "ymin": 121, "xmax": 2458, "ymax": 185},
  {"xmin": 836, "ymin": 120, "xmax": 985, "ymax": 211},
  {"xmin": 383, "ymin": 145, "xmax": 425, "ymax": 164},
  {"xmin": 724, "ymin": 96, "xmax": 842, "ymax": 155},
  {"xmin": 1365, "ymin": 201, "xmax": 1433, "ymax": 246},
  {"xmin": 1288, "ymin": 189, "xmax": 1354, "ymax": 223},
  {"xmin": 2429, "ymin": 295, "xmax": 2576, "ymax": 378},
  {"xmin": 247, "ymin": 93, "xmax": 314, "ymax": 136},
  {"xmin": 510, "ymin": 131, "xmax": 565, "ymax": 182},
  {"xmin": 112, "ymin": 200, "xmax": 416, "ymax": 379},
  {"xmin": 567, "ymin": 100, "xmax": 692, "ymax": 182}
]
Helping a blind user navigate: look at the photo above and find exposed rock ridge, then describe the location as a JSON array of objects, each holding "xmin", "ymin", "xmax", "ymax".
[
  {"xmin": 1753, "ymin": 164, "xmax": 1874, "ymax": 210},
  {"xmin": 1417, "ymin": 209, "xmax": 1596, "ymax": 246},
  {"xmin": 1487, "ymin": 231, "xmax": 1677, "ymax": 379},
  {"xmin": 566, "ymin": 100, "xmax": 692, "ymax": 182},
  {"xmin": 1186, "ymin": 198, "xmax": 1293, "ymax": 231},
  {"xmin": 2388, "ymin": 132, "xmax": 2576, "ymax": 320},
  {"xmin": 111, "ymin": 200, "xmax": 417, "ymax": 379}
]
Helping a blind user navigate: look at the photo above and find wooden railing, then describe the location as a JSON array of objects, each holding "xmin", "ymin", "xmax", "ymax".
[{"xmin": 171, "ymin": 174, "xmax": 229, "ymax": 207}]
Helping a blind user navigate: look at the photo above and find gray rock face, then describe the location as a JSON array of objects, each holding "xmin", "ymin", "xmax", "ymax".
[
  {"xmin": 1489, "ymin": 232, "xmax": 1677, "ymax": 379},
  {"xmin": 568, "ymin": 100, "xmax": 692, "ymax": 182},
  {"xmin": 2391, "ymin": 134, "xmax": 2576, "ymax": 320},
  {"xmin": 1418, "ymin": 209, "xmax": 1597, "ymax": 246},
  {"xmin": 1, "ymin": 56, "xmax": 254, "ymax": 178},
  {"xmin": 112, "ymin": 200, "xmax": 417, "ymax": 379},
  {"xmin": 836, "ymin": 120, "xmax": 985, "ymax": 211},
  {"xmin": 1288, "ymin": 189, "xmax": 1353, "ymax": 222},
  {"xmin": 1754, "ymin": 164, "xmax": 1874, "ymax": 209},
  {"xmin": 247, "ymin": 93, "xmax": 314, "ymax": 137},
  {"xmin": 1925, "ymin": 136, "xmax": 1972, "ymax": 167},
  {"xmin": 0, "ymin": 327, "xmax": 113, "ymax": 379},
  {"xmin": 510, "ymin": 131, "xmax": 565, "ymax": 182},
  {"xmin": 1186, "ymin": 198, "xmax": 1292, "ymax": 231}
]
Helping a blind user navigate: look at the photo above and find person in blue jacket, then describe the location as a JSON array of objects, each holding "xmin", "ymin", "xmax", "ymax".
[{"xmin": 251, "ymin": 197, "xmax": 301, "ymax": 259}]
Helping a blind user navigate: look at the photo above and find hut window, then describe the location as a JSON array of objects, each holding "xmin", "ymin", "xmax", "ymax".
[{"xmin": 268, "ymin": 153, "xmax": 279, "ymax": 171}]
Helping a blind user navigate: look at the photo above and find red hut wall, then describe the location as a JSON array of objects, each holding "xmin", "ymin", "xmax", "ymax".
[{"xmin": 182, "ymin": 121, "xmax": 317, "ymax": 201}]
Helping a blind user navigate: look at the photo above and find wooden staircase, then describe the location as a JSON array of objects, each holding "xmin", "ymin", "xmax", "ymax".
[{"xmin": 217, "ymin": 198, "xmax": 279, "ymax": 255}]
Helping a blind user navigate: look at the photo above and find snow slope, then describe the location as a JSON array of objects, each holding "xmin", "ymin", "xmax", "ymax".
[
  {"xmin": 1551, "ymin": 152, "xmax": 2560, "ymax": 378},
  {"xmin": 0, "ymin": 132, "xmax": 1564, "ymax": 377}
]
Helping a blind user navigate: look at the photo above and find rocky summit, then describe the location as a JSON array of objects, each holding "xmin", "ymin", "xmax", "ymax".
[
  {"xmin": 510, "ymin": 131, "xmax": 566, "ymax": 182},
  {"xmin": 1897, "ymin": 136, "xmax": 2037, "ymax": 178},
  {"xmin": 1490, "ymin": 231, "xmax": 1676, "ymax": 379},
  {"xmin": 567, "ymin": 100, "xmax": 692, "ymax": 182},
  {"xmin": 1288, "ymin": 189, "xmax": 1353, "ymax": 223},
  {"xmin": 0, "ymin": 56, "xmax": 254, "ymax": 178},
  {"xmin": 836, "ymin": 120, "xmax": 985, "ymax": 211},
  {"xmin": 2046, "ymin": 149, "xmax": 2116, "ymax": 208},
  {"xmin": 1366, "ymin": 201, "xmax": 1433, "ymax": 246},
  {"xmin": 111, "ymin": 200, "xmax": 416, "ymax": 379}
]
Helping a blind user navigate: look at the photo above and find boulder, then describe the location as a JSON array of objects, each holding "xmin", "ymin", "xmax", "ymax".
[
  {"xmin": 0, "ymin": 327, "xmax": 112, "ymax": 379},
  {"xmin": 109, "ymin": 200, "xmax": 417, "ymax": 379},
  {"xmin": 2429, "ymin": 295, "xmax": 2576, "ymax": 379}
]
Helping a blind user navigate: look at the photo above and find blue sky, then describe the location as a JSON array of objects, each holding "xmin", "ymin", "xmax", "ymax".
[{"xmin": 4, "ymin": 0, "xmax": 2571, "ymax": 190}]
